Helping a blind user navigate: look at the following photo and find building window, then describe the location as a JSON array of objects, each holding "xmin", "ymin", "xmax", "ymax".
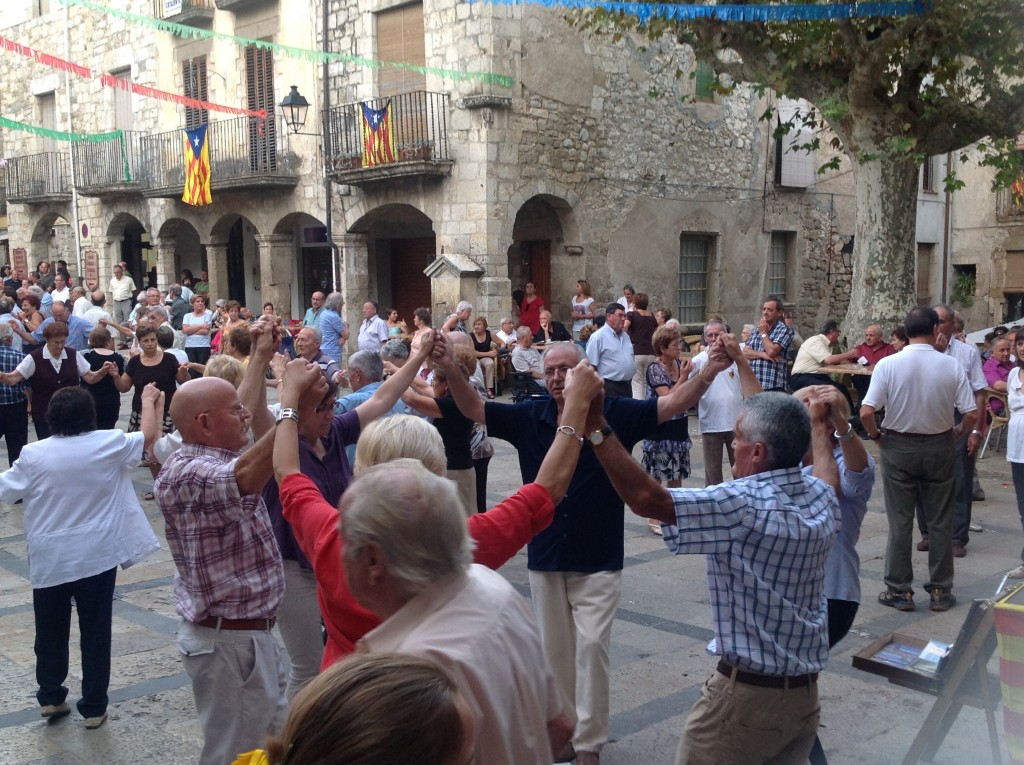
[
  {"xmin": 376, "ymin": 2, "xmax": 425, "ymax": 96},
  {"xmin": 110, "ymin": 67, "xmax": 133, "ymax": 131},
  {"xmin": 678, "ymin": 235, "xmax": 711, "ymax": 323},
  {"xmin": 768, "ymin": 232, "xmax": 793, "ymax": 301},
  {"xmin": 37, "ymin": 92, "xmax": 57, "ymax": 151},
  {"xmin": 183, "ymin": 57, "xmax": 208, "ymax": 130},
  {"xmin": 694, "ymin": 60, "xmax": 715, "ymax": 101},
  {"xmin": 922, "ymin": 156, "xmax": 936, "ymax": 193},
  {"xmin": 244, "ymin": 43, "xmax": 276, "ymax": 171}
]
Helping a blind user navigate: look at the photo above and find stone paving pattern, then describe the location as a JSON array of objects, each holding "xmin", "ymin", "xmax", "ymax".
[{"xmin": 0, "ymin": 390, "xmax": 1018, "ymax": 763}]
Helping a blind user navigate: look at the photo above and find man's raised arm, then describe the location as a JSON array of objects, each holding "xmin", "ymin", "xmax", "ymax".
[
  {"xmin": 430, "ymin": 332, "xmax": 485, "ymax": 423},
  {"xmin": 355, "ymin": 328, "xmax": 434, "ymax": 427}
]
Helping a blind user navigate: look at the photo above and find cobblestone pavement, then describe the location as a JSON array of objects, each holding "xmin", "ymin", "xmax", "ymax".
[{"xmin": 0, "ymin": 391, "xmax": 1018, "ymax": 763}]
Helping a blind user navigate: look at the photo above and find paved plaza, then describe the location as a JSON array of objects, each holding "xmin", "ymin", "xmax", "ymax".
[{"xmin": 0, "ymin": 390, "xmax": 1019, "ymax": 764}]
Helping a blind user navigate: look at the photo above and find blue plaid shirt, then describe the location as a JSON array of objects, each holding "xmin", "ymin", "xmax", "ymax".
[
  {"xmin": 663, "ymin": 466, "xmax": 838, "ymax": 675},
  {"xmin": 0, "ymin": 345, "xmax": 27, "ymax": 404},
  {"xmin": 747, "ymin": 320, "xmax": 794, "ymax": 391}
]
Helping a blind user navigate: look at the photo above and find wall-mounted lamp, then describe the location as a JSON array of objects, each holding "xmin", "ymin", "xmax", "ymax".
[{"xmin": 280, "ymin": 85, "xmax": 310, "ymax": 134}]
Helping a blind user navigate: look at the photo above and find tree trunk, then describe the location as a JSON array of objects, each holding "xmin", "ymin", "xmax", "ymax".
[{"xmin": 842, "ymin": 154, "xmax": 921, "ymax": 338}]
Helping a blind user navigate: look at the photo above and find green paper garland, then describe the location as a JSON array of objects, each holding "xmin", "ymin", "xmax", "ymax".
[
  {"xmin": 0, "ymin": 117, "xmax": 132, "ymax": 182},
  {"xmin": 58, "ymin": 0, "xmax": 515, "ymax": 88}
]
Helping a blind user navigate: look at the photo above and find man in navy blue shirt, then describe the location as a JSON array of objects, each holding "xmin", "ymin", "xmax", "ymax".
[{"xmin": 435, "ymin": 334, "xmax": 735, "ymax": 765}]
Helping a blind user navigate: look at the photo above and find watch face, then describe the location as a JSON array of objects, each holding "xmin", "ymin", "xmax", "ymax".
[{"xmin": 590, "ymin": 431, "xmax": 605, "ymax": 446}]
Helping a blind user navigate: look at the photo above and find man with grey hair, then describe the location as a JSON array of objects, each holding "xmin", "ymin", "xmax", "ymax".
[
  {"xmin": 343, "ymin": 457, "xmax": 573, "ymax": 764},
  {"xmin": 294, "ymin": 325, "xmax": 340, "ymax": 382},
  {"xmin": 167, "ymin": 284, "xmax": 189, "ymax": 330},
  {"xmin": 109, "ymin": 263, "xmax": 136, "ymax": 324},
  {"xmin": 319, "ymin": 292, "xmax": 348, "ymax": 365},
  {"xmin": 357, "ymin": 301, "xmax": 389, "ymax": 353},
  {"xmin": 71, "ymin": 285, "xmax": 90, "ymax": 318},
  {"xmin": 379, "ymin": 338, "xmax": 409, "ymax": 366},
  {"xmin": 510, "ymin": 326, "xmax": 545, "ymax": 388},
  {"xmin": 336, "ymin": 350, "xmax": 408, "ymax": 463},
  {"xmin": 585, "ymin": 390, "xmax": 840, "ymax": 765},
  {"xmin": 0, "ymin": 321, "xmax": 28, "ymax": 466},
  {"xmin": 442, "ymin": 300, "xmax": 473, "ymax": 333}
]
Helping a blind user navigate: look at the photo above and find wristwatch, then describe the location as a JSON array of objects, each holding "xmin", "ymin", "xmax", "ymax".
[
  {"xmin": 588, "ymin": 425, "xmax": 614, "ymax": 446},
  {"xmin": 760, "ymin": 333, "xmax": 769, "ymax": 339},
  {"xmin": 835, "ymin": 422, "xmax": 855, "ymax": 442},
  {"xmin": 276, "ymin": 407, "xmax": 299, "ymax": 425}
]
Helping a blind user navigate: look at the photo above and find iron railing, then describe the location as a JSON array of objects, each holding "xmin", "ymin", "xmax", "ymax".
[
  {"xmin": 326, "ymin": 90, "xmax": 450, "ymax": 172},
  {"xmin": 138, "ymin": 114, "xmax": 295, "ymax": 192},
  {"xmin": 4, "ymin": 152, "xmax": 69, "ymax": 200},
  {"xmin": 157, "ymin": 0, "xmax": 215, "ymax": 20},
  {"xmin": 73, "ymin": 131, "xmax": 143, "ymax": 189}
]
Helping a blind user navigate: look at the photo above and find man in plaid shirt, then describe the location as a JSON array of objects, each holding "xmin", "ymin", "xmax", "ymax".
[
  {"xmin": 743, "ymin": 296, "xmax": 795, "ymax": 392},
  {"xmin": 0, "ymin": 322, "xmax": 27, "ymax": 466}
]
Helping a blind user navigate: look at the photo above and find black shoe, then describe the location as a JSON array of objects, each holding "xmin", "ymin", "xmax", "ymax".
[
  {"xmin": 926, "ymin": 586, "xmax": 956, "ymax": 612},
  {"xmin": 878, "ymin": 589, "xmax": 915, "ymax": 611}
]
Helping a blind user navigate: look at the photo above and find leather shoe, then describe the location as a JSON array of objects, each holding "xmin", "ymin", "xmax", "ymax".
[
  {"xmin": 553, "ymin": 743, "xmax": 576, "ymax": 763},
  {"xmin": 84, "ymin": 713, "xmax": 108, "ymax": 730},
  {"xmin": 916, "ymin": 537, "xmax": 929, "ymax": 552},
  {"xmin": 41, "ymin": 703, "xmax": 70, "ymax": 720},
  {"xmin": 953, "ymin": 542, "xmax": 967, "ymax": 558}
]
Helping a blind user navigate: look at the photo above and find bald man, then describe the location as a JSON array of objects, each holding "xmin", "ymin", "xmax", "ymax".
[{"xmin": 155, "ymin": 346, "xmax": 320, "ymax": 765}]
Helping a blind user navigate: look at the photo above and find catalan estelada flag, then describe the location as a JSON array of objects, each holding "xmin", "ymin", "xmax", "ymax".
[
  {"xmin": 182, "ymin": 124, "xmax": 212, "ymax": 206},
  {"xmin": 360, "ymin": 101, "xmax": 396, "ymax": 168}
]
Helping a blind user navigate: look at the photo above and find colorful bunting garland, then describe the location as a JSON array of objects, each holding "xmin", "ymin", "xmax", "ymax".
[
  {"xmin": 473, "ymin": 0, "xmax": 929, "ymax": 23},
  {"xmin": 0, "ymin": 36, "xmax": 266, "ymax": 120},
  {"xmin": 0, "ymin": 115, "xmax": 124, "ymax": 143},
  {"xmin": 57, "ymin": 0, "xmax": 516, "ymax": 88}
]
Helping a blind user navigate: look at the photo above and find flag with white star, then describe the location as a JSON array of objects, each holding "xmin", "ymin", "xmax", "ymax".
[
  {"xmin": 360, "ymin": 101, "xmax": 396, "ymax": 168},
  {"xmin": 182, "ymin": 124, "xmax": 212, "ymax": 206}
]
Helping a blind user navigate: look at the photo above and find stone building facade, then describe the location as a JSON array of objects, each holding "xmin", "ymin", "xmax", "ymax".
[{"xmin": 2, "ymin": 0, "xmax": 861, "ymax": 342}]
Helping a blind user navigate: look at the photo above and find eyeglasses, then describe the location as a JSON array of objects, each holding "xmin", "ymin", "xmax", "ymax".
[
  {"xmin": 543, "ymin": 365, "xmax": 573, "ymax": 379},
  {"xmin": 315, "ymin": 398, "xmax": 336, "ymax": 414}
]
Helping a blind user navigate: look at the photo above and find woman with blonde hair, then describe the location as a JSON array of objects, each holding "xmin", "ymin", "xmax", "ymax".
[
  {"xmin": 237, "ymin": 653, "xmax": 472, "ymax": 765},
  {"xmin": 570, "ymin": 279, "xmax": 595, "ymax": 341}
]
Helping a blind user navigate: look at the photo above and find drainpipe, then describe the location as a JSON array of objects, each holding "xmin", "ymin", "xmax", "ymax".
[
  {"xmin": 941, "ymin": 151, "xmax": 953, "ymax": 303},
  {"xmin": 322, "ymin": 0, "xmax": 338, "ymax": 292}
]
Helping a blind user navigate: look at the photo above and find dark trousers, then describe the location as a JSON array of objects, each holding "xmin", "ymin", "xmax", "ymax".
[
  {"xmin": 915, "ymin": 417, "xmax": 976, "ymax": 545},
  {"xmin": 809, "ymin": 599, "xmax": 860, "ymax": 765},
  {"xmin": 1012, "ymin": 462, "xmax": 1024, "ymax": 562},
  {"xmin": 473, "ymin": 456, "xmax": 491, "ymax": 514},
  {"xmin": 0, "ymin": 400, "xmax": 28, "ymax": 466},
  {"xmin": 33, "ymin": 567, "xmax": 117, "ymax": 718},
  {"xmin": 603, "ymin": 378, "xmax": 632, "ymax": 398},
  {"xmin": 33, "ymin": 419, "xmax": 51, "ymax": 441}
]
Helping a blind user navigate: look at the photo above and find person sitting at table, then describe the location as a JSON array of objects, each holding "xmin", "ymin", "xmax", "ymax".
[
  {"xmin": 510, "ymin": 327, "xmax": 546, "ymax": 389},
  {"xmin": 790, "ymin": 320, "xmax": 854, "ymax": 408},
  {"xmin": 533, "ymin": 310, "xmax": 571, "ymax": 346}
]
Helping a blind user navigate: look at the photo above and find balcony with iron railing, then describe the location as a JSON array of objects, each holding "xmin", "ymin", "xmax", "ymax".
[
  {"xmin": 4, "ymin": 152, "xmax": 71, "ymax": 204},
  {"xmin": 72, "ymin": 131, "xmax": 143, "ymax": 197},
  {"xmin": 156, "ymin": 0, "xmax": 215, "ymax": 27},
  {"xmin": 997, "ymin": 185, "xmax": 1024, "ymax": 223},
  {"xmin": 139, "ymin": 114, "xmax": 300, "ymax": 198},
  {"xmin": 325, "ymin": 90, "xmax": 453, "ymax": 187}
]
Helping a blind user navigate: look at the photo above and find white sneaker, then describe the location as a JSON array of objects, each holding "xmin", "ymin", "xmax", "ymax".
[{"xmin": 969, "ymin": 522, "xmax": 983, "ymax": 533}]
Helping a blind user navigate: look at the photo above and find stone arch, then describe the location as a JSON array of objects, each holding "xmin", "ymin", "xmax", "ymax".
[
  {"xmin": 272, "ymin": 212, "xmax": 330, "ymax": 317},
  {"xmin": 105, "ymin": 212, "xmax": 152, "ymax": 288},
  {"xmin": 345, "ymin": 204, "xmax": 436, "ymax": 328},
  {"xmin": 505, "ymin": 191, "xmax": 582, "ymax": 320},
  {"xmin": 155, "ymin": 217, "xmax": 204, "ymax": 289},
  {"xmin": 23, "ymin": 211, "xmax": 73, "ymax": 280},
  {"xmin": 208, "ymin": 214, "xmax": 261, "ymax": 307}
]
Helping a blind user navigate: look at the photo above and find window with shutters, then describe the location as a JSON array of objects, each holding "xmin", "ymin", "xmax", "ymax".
[
  {"xmin": 694, "ymin": 60, "xmax": 715, "ymax": 101},
  {"xmin": 110, "ymin": 67, "xmax": 133, "ymax": 131},
  {"xmin": 244, "ymin": 44, "xmax": 276, "ymax": 171},
  {"xmin": 376, "ymin": 3, "xmax": 425, "ymax": 97},
  {"xmin": 768, "ymin": 232, "xmax": 794, "ymax": 301},
  {"xmin": 37, "ymin": 93, "xmax": 57, "ymax": 152},
  {"xmin": 183, "ymin": 57, "xmax": 208, "ymax": 130}
]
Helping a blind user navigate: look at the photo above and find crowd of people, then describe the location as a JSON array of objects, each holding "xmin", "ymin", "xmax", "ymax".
[{"xmin": 8, "ymin": 260, "xmax": 1024, "ymax": 765}]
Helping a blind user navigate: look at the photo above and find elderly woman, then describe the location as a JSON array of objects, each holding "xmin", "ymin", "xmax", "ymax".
[
  {"xmin": 0, "ymin": 386, "xmax": 162, "ymax": 730},
  {"xmin": 20, "ymin": 292, "xmax": 45, "ymax": 333},
  {"xmin": 182, "ymin": 294, "xmax": 213, "ymax": 365},
  {"xmin": 81, "ymin": 325, "xmax": 125, "ymax": 429},
  {"xmin": 0, "ymin": 321, "xmax": 116, "ymax": 440},
  {"xmin": 471, "ymin": 315, "xmax": 498, "ymax": 399},
  {"xmin": 443, "ymin": 301, "xmax": 473, "ymax": 334},
  {"xmin": 641, "ymin": 325, "xmax": 693, "ymax": 532},
  {"xmin": 319, "ymin": 292, "xmax": 348, "ymax": 365}
]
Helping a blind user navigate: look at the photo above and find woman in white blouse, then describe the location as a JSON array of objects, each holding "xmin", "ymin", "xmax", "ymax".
[
  {"xmin": 1007, "ymin": 332, "xmax": 1024, "ymax": 579},
  {"xmin": 0, "ymin": 386, "xmax": 162, "ymax": 729}
]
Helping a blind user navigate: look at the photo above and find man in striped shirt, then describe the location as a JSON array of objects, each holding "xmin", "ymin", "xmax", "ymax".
[{"xmin": 587, "ymin": 390, "xmax": 840, "ymax": 765}]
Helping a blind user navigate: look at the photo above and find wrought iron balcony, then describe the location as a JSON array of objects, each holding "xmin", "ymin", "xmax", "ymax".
[
  {"xmin": 73, "ymin": 131, "xmax": 143, "ymax": 197},
  {"xmin": 138, "ymin": 114, "xmax": 300, "ymax": 198},
  {"xmin": 157, "ymin": 0, "xmax": 214, "ymax": 27},
  {"xmin": 325, "ymin": 90, "xmax": 453, "ymax": 187},
  {"xmin": 4, "ymin": 152, "xmax": 71, "ymax": 204}
]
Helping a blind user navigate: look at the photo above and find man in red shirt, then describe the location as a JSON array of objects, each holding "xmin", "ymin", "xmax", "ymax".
[{"xmin": 841, "ymin": 324, "xmax": 897, "ymax": 434}]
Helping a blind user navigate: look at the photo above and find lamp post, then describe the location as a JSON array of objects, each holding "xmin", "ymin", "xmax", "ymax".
[{"xmin": 280, "ymin": 85, "xmax": 310, "ymax": 134}]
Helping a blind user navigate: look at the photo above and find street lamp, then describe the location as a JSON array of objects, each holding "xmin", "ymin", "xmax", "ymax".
[{"xmin": 280, "ymin": 85, "xmax": 310, "ymax": 134}]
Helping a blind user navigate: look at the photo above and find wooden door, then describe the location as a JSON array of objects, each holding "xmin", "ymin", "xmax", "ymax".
[{"xmin": 389, "ymin": 237, "xmax": 434, "ymax": 327}]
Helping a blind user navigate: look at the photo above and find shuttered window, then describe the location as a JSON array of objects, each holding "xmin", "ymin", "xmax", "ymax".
[
  {"xmin": 183, "ymin": 57, "xmax": 208, "ymax": 130},
  {"xmin": 244, "ymin": 43, "xmax": 276, "ymax": 171},
  {"xmin": 376, "ymin": 3, "xmax": 425, "ymax": 96}
]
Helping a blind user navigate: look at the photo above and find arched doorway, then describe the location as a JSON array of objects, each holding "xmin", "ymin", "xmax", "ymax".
[
  {"xmin": 157, "ymin": 218, "xmax": 204, "ymax": 285},
  {"xmin": 350, "ymin": 204, "xmax": 435, "ymax": 327},
  {"xmin": 29, "ymin": 213, "xmax": 73, "ymax": 278},
  {"xmin": 508, "ymin": 196, "xmax": 569, "ymax": 316},
  {"xmin": 273, "ymin": 212, "xmax": 331, "ymax": 315},
  {"xmin": 107, "ymin": 213, "xmax": 152, "ymax": 288},
  {"xmin": 211, "ymin": 214, "xmax": 260, "ymax": 309}
]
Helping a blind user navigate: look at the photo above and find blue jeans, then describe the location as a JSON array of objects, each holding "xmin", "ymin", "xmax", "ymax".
[{"xmin": 34, "ymin": 567, "xmax": 117, "ymax": 718}]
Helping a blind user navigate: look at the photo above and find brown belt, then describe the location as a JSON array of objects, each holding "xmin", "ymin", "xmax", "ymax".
[
  {"xmin": 883, "ymin": 428, "xmax": 952, "ymax": 438},
  {"xmin": 196, "ymin": 616, "xmax": 276, "ymax": 631},
  {"xmin": 717, "ymin": 660, "xmax": 817, "ymax": 689}
]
